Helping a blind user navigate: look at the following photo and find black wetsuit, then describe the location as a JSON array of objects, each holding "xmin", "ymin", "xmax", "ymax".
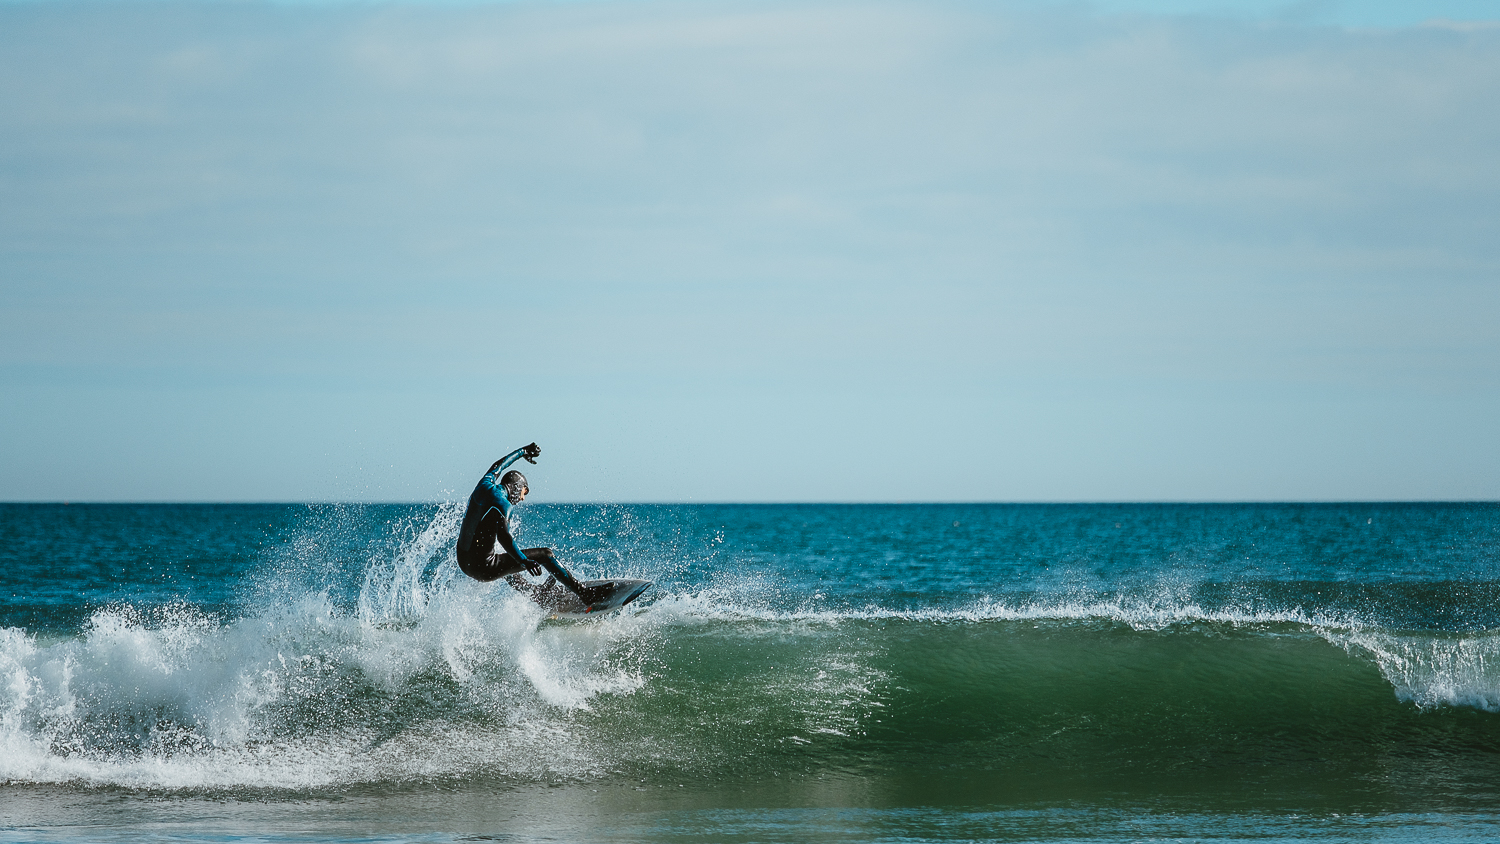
[{"xmin": 455, "ymin": 448, "xmax": 582, "ymax": 594}]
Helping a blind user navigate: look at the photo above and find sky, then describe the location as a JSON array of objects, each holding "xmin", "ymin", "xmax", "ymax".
[{"xmin": 1, "ymin": 0, "xmax": 1498, "ymax": 502}]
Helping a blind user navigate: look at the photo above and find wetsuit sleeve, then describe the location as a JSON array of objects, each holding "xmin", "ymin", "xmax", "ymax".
[
  {"xmin": 483, "ymin": 446, "xmax": 530, "ymax": 483},
  {"xmin": 493, "ymin": 514, "xmax": 527, "ymax": 562}
]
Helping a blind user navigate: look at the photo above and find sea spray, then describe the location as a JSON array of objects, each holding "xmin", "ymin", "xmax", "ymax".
[{"xmin": 0, "ymin": 530, "xmax": 654, "ymax": 788}]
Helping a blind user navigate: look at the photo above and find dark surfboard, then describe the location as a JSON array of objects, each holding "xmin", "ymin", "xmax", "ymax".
[{"xmin": 536, "ymin": 578, "xmax": 652, "ymax": 617}]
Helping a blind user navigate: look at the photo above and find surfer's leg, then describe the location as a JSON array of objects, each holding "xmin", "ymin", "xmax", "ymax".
[
  {"xmin": 459, "ymin": 529, "xmax": 527, "ymax": 582},
  {"xmin": 469, "ymin": 548, "xmax": 567, "ymax": 585},
  {"xmin": 519, "ymin": 547, "xmax": 587, "ymax": 596},
  {"xmin": 459, "ymin": 550, "xmax": 525, "ymax": 582},
  {"xmin": 458, "ymin": 512, "xmax": 520, "ymax": 582},
  {"xmin": 504, "ymin": 572, "xmax": 544, "ymax": 596},
  {"xmin": 507, "ymin": 573, "xmax": 565, "ymax": 602}
]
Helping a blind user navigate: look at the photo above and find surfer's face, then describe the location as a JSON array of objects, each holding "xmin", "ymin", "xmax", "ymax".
[{"xmin": 509, "ymin": 486, "xmax": 529, "ymax": 504}]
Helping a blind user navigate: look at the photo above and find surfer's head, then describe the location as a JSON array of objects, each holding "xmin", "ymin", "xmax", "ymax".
[{"xmin": 500, "ymin": 470, "xmax": 529, "ymax": 503}]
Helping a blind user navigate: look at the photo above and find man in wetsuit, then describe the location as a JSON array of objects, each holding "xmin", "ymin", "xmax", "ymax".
[{"xmin": 455, "ymin": 443, "xmax": 588, "ymax": 599}]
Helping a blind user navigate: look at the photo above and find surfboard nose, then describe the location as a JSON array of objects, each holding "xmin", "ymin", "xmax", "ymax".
[{"xmin": 584, "ymin": 579, "xmax": 652, "ymax": 612}]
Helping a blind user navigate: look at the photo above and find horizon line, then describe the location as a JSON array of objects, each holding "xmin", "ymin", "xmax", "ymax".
[{"xmin": 3, "ymin": 499, "xmax": 1496, "ymax": 506}]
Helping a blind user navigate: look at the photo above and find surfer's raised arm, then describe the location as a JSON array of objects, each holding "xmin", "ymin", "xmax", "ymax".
[{"xmin": 484, "ymin": 442, "xmax": 541, "ymax": 481}]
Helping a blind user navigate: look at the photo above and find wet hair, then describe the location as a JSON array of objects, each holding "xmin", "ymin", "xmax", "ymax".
[{"xmin": 500, "ymin": 470, "xmax": 528, "ymax": 499}]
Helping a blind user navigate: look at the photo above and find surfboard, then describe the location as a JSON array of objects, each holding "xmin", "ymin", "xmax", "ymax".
[{"xmin": 536, "ymin": 578, "xmax": 652, "ymax": 618}]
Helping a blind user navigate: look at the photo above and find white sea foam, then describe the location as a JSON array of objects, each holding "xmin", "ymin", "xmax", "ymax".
[
  {"xmin": 639, "ymin": 587, "xmax": 1337, "ymax": 631},
  {"xmin": 0, "ymin": 508, "xmax": 651, "ymax": 788},
  {"xmin": 1334, "ymin": 629, "xmax": 1500, "ymax": 712}
]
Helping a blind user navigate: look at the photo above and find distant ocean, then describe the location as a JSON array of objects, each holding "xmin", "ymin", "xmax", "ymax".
[{"xmin": 4, "ymin": 502, "xmax": 1500, "ymax": 843}]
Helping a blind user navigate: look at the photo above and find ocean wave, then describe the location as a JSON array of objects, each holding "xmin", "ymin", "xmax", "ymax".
[
  {"xmin": 6, "ymin": 506, "xmax": 1500, "ymax": 792},
  {"xmin": 8, "ymin": 586, "xmax": 1500, "ymax": 790},
  {"xmin": 0, "ymin": 583, "xmax": 650, "ymax": 788}
]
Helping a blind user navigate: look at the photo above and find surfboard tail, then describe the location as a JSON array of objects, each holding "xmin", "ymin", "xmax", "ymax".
[{"xmin": 538, "ymin": 578, "xmax": 652, "ymax": 616}]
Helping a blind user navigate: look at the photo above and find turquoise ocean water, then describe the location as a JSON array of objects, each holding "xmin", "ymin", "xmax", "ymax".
[{"xmin": 3, "ymin": 502, "xmax": 1500, "ymax": 842}]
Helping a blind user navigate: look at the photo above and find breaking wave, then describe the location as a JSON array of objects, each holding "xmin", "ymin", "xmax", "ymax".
[{"xmin": 5, "ymin": 506, "xmax": 1500, "ymax": 792}]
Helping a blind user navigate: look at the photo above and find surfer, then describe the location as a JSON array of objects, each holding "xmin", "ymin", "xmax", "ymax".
[{"xmin": 456, "ymin": 443, "xmax": 586, "ymax": 599}]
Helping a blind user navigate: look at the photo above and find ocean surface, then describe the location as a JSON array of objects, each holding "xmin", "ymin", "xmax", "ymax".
[{"xmin": 3, "ymin": 501, "xmax": 1500, "ymax": 843}]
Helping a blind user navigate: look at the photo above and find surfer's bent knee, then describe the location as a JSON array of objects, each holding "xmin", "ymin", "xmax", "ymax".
[
  {"xmin": 461, "ymin": 547, "xmax": 559, "ymax": 583},
  {"xmin": 458, "ymin": 549, "xmax": 517, "ymax": 582}
]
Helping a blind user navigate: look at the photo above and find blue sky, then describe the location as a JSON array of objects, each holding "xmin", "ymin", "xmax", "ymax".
[
  {"xmin": 1074, "ymin": 0, "xmax": 1500, "ymax": 27},
  {"xmin": 2, "ymin": 0, "xmax": 1498, "ymax": 501}
]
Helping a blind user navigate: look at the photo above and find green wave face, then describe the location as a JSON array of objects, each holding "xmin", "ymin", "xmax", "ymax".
[{"xmin": 564, "ymin": 615, "xmax": 1500, "ymax": 800}]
